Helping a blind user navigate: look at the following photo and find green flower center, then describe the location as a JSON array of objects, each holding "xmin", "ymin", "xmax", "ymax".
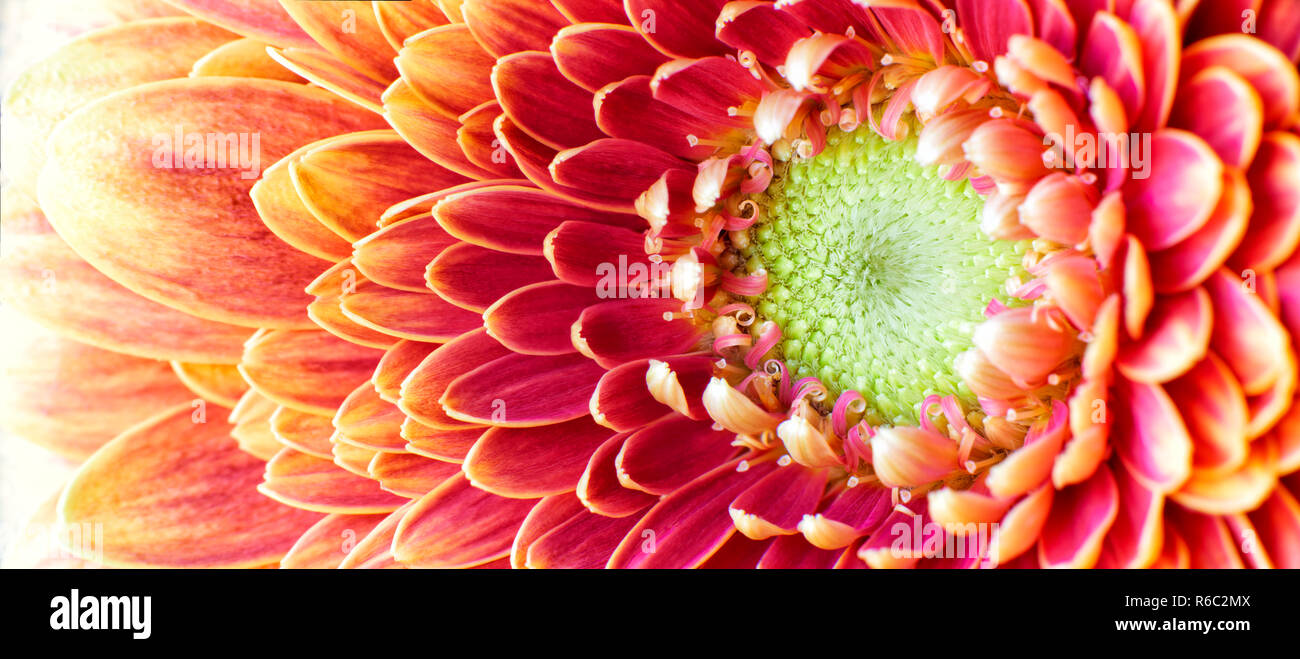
[{"xmin": 741, "ymin": 127, "xmax": 1028, "ymax": 425}]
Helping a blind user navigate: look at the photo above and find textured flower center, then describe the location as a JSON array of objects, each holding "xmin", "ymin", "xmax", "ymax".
[{"xmin": 741, "ymin": 127, "xmax": 1028, "ymax": 425}]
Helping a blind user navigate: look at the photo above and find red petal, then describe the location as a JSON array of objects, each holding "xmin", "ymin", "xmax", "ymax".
[
  {"xmin": 574, "ymin": 298, "xmax": 708, "ymax": 368},
  {"xmin": 465, "ymin": 416, "xmax": 614, "ymax": 497},
  {"xmin": 393, "ymin": 473, "xmax": 537, "ymax": 567},
  {"xmin": 617, "ymin": 414, "xmax": 738, "ymax": 495},
  {"xmin": 1038, "ymin": 463, "xmax": 1119, "ymax": 568},
  {"xmin": 426, "ymin": 242, "xmax": 555, "ymax": 312},
  {"xmin": 485, "ymin": 281, "xmax": 598, "ymax": 355},
  {"xmin": 442, "ymin": 352, "xmax": 607, "ymax": 426},
  {"xmin": 493, "ymin": 51, "xmax": 604, "ymax": 150},
  {"xmin": 577, "ymin": 432, "xmax": 659, "ymax": 517},
  {"xmin": 607, "ymin": 457, "xmax": 778, "ymax": 568},
  {"xmin": 552, "ymin": 24, "xmax": 668, "ymax": 92}
]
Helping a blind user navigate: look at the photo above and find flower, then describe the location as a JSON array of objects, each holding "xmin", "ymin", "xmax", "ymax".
[{"xmin": 2, "ymin": 0, "xmax": 1299, "ymax": 569}]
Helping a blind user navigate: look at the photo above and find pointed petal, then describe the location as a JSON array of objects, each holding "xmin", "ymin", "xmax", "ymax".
[
  {"xmin": 280, "ymin": 513, "xmax": 388, "ymax": 569},
  {"xmin": 551, "ymin": 23, "xmax": 668, "ymax": 92},
  {"xmin": 352, "ymin": 212, "xmax": 460, "ymax": 292},
  {"xmin": 334, "ymin": 382, "xmax": 407, "ymax": 452},
  {"xmin": 172, "ymin": 362, "xmax": 248, "ymax": 408},
  {"xmin": 396, "ymin": 24, "xmax": 495, "ymax": 117},
  {"xmin": 369, "ymin": 452, "xmax": 462, "ymax": 498},
  {"xmin": 403, "ymin": 418, "xmax": 484, "ymax": 462},
  {"xmin": 338, "ymin": 502, "xmax": 413, "ymax": 569},
  {"xmin": 229, "ymin": 389, "xmax": 282, "ymax": 460},
  {"xmin": 267, "ymin": 47, "xmax": 386, "ymax": 112},
  {"xmin": 526, "ymin": 505, "xmax": 642, "ymax": 568},
  {"xmin": 730, "ymin": 464, "xmax": 828, "ymax": 540},
  {"xmin": 382, "ymin": 78, "xmax": 499, "ymax": 179},
  {"xmin": 250, "ymin": 144, "xmax": 353, "ymax": 261},
  {"xmin": 161, "ymin": 0, "xmax": 314, "ymax": 49},
  {"xmin": 373, "ymin": 340, "xmax": 439, "ymax": 404},
  {"xmin": 290, "ymin": 130, "xmax": 472, "ymax": 242},
  {"xmin": 270, "ymin": 406, "xmax": 335, "ymax": 459},
  {"xmin": 494, "ymin": 51, "xmax": 604, "ymax": 150}
]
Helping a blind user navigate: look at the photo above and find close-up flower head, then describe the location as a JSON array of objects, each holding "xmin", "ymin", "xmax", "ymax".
[{"xmin": 1, "ymin": 0, "xmax": 1298, "ymax": 580}]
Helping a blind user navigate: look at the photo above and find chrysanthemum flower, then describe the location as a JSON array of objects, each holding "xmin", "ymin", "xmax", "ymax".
[{"xmin": 2, "ymin": 0, "xmax": 1299, "ymax": 569}]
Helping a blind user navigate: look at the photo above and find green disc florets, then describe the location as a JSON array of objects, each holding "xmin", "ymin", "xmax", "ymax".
[{"xmin": 741, "ymin": 126, "xmax": 1029, "ymax": 425}]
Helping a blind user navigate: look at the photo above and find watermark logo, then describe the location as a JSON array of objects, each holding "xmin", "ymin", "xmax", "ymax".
[
  {"xmin": 1042, "ymin": 124, "xmax": 1151, "ymax": 180},
  {"xmin": 890, "ymin": 518, "xmax": 1000, "ymax": 568},
  {"xmin": 151, "ymin": 126, "xmax": 262, "ymax": 180},
  {"xmin": 49, "ymin": 589, "xmax": 151, "ymax": 640},
  {"xmin": 595, "ymin": 254, "xmax": 672, "ymax": 299}
]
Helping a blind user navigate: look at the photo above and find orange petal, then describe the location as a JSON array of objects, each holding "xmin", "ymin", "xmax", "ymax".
[
  {"xmin": 59, "ymin": 404, "xmax": 323, "ymax": 567},
  {"xmin": 171, "ymin": 362, "xmax": 248, "ymax": 408},
  {"xmin": 1, "ymin": 17, "xmax": 237, "ymax": 195},
  {"xmin": 276, "ymin": 0, "xmax": 398, "ymax": 82},
  {"xmin": 369, "ymin": 452, "xmax": 461, "ymax": 498},
  {"xmin": 37, "ymin": 77, "xmax": 385, "ymax": 328},
  {"xmin": 190, "ymin": 38, "xmax": 304, "ymax": 81},
  {"xmin": 0, "ymin": 310, "xmax": 195, "ymax": 461},
  {"xmin": 259, "ymin": 447, "xmax": 407, "ymax": 513},
  {"xmin": 375, "ymin": 0, "xmax": 451, "ymax": 51},
  {"xmin": 0, "ymin": 216, "xmax": 253, "ymax": 363},
  {"xmin": 395, "ymin": 24, "xmax": 495, "ymax": 117},
  {"xmin": 280, "ymin": 513, "xmax": 388, "ymax": 569},
  {"xmin": 162, "ymin": 0, "xmax": 316, "ymax": 49},
  {"xmin": 270, "ymin": 405, "xmax": 335, "ymax": 459},
  {"xmin": 290, "ymin": 130, "xmax": 472, "ymax": 243},
  {"xmin": 229, "ymin": 389, "xmax": 283, "ymax": 460},
  {"xmin": 239, "ymin": 329, "xmax": 384, "ymax": 415},
  {"xmin": 267, "ymin": 47, "xmax": 387, "ymax": 112},
  {"xmin": 305, "ymin": 260, "xmax": 401, "ymax": 349},
  {"xmin": 1170, "ymin": 438, "xmax": 1278, "ymax": 515}
]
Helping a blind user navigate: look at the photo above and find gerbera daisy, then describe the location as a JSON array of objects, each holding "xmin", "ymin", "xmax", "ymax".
[{"xmin": 1, "ymin": 0, "xmax": 1298, "ymax": 569}]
